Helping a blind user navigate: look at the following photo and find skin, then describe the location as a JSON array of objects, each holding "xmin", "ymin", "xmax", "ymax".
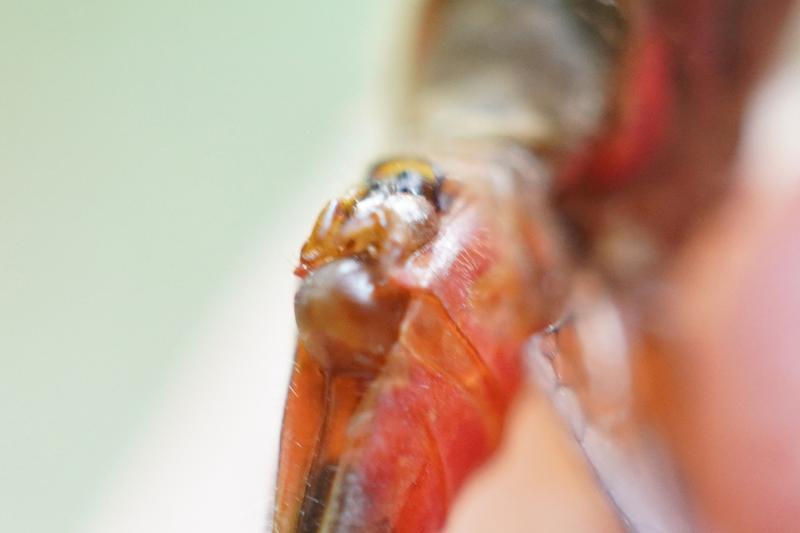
[
  {"xmin": 445, "ymin": 391, "xmax": 624, "ymax": 533},
  {"xmin": 666, "ymin": 187, "xmax": 800, "ymax": 532}
]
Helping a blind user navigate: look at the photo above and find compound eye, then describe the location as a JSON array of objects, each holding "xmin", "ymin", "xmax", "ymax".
[
  {"xmin": 366, "ymin": 158, "xmax": 443, "ymax": 209},
  {"xmin": 394, "ymin": 171, "xmax": 419, "ymax": 195}
]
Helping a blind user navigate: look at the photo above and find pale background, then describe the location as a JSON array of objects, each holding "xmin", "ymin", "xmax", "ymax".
[
  {"xmin": 2, "ymin": 1, "xmax": 384, "ymax": 531},
  {"xmin": 3, "ymin": 2, "xmax": 799, "ymax": 532}
]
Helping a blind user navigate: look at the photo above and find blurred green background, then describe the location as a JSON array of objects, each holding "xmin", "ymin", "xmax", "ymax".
[{"xmin": 0, "ymin": 1, "xmax": 383, "ymax": 531}]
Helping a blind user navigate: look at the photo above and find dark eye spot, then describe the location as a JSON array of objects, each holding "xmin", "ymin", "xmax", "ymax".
[{"xmin": 395, "ymin": 171, "xmax": 422, "ymax": 195}]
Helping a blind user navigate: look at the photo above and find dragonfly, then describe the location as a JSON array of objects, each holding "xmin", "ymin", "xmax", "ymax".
[{"xmin": 272, "ymin": 1, "xmax": 793, "ymax": 531}]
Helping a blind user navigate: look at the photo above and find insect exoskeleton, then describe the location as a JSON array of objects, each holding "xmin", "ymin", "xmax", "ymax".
[{"xmin": 294, "ymin": 158, "xmax": 445, "ymax": 375}]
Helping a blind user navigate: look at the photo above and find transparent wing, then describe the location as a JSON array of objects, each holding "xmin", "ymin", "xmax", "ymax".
[{"xmin": 526, "ymin": 273, "xmax": 694, "ymax": 533}]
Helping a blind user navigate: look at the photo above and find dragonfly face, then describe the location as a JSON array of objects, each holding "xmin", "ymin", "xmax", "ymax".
[
  {"xmin": 293, "ymin": 160, "xmax": 445, "ymax": 376},
  {"xmin": 296, "ymin": 159, "xmax": 443, "ymax": 279}
]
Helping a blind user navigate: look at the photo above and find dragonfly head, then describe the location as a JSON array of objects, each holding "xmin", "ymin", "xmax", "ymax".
[{"xmin": 295, "ymin": 159, "xmax": 443, "ymax": 277}]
